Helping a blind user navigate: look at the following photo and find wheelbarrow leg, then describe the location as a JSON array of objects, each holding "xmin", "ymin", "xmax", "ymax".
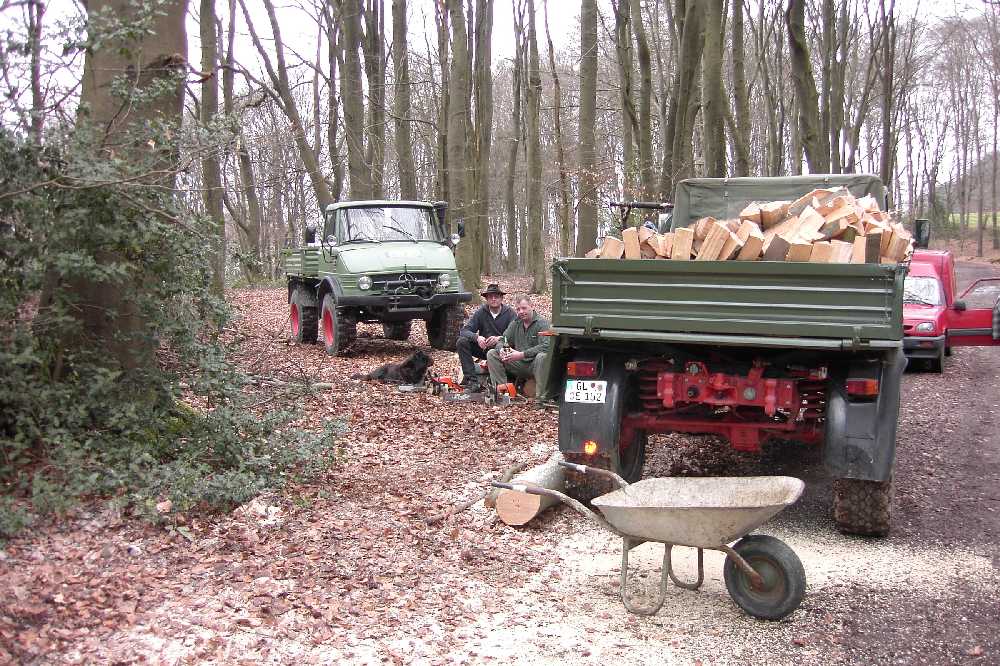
[
  {"xmin": 618, "ymin": 538, "xmax": 670, "ymax": 616},
  {"xmin": 665, "ymin": 545, "xmax": 705, "ymax": 591}
]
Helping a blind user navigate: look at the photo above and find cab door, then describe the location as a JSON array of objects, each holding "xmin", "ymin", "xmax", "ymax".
[{"xmin": 947, "ymin": 278, "xmax": 1000, "ymax": 347}]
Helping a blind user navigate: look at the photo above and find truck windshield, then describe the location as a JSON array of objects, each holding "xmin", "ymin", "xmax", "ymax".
[
  {"xmin": 903, "ymin": 276, "xmax": 943, "ymax": 306},
  {"xmin": 338, "ymin": 207, "xmax": 442, "ymax": 243}
]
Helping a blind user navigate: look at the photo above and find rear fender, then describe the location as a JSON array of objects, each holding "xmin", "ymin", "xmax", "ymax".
[
  {"xmin": 824, "ymin": 349, "xmax": 906, "ymax": 481},
  {"xmin": 288, "ymin": 278, "xmax": 320, "ymax": 307},
  {"xmin": 558, "ymin": 353, "xmax": 629, "ymax": 470}
]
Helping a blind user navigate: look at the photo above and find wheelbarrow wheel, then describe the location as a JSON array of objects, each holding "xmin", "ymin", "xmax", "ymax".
[{"xmin": 723, "ymin": 535, "xmax": 805, "ymax": 621}]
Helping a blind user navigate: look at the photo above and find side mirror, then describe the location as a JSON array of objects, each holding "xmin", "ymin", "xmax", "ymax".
[
  {"xmin": 457, "ymin": 219, "xmax": 466, "ymax": 238},
  {"xmin": 433, "ymin": 201, "xmax": 448, "ymax": 228},
  {"xmin": 325, "ymin": 234, "xmax": 338, "ymax": 247},
  {"xmin": 953, "ymin": 300, "xmax": 966, "ymax": 311}
]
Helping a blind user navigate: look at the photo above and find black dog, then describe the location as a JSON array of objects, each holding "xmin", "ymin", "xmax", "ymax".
[{"xmin": 352, "ymin": 350, "xmax": 433, "ymax": 384}]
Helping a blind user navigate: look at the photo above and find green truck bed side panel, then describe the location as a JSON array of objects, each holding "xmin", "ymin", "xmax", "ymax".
[
  {"xmin": 283, "ymin": 248, "xmax": 321, "ymax": 278},
  {"xmin": 551, "ymin": 258, "xmax": 904, "ymax": 342},
  {"xmin": 671, "ymin": 175, "xmax": 886, "ymax": 229}
]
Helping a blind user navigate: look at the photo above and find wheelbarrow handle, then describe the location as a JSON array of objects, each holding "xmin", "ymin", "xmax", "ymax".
[
  {"xmin": 556, "ymin": 461, "xmax": 630, "ymax": 489},
  {"xmin": 491, "ymin": 481, "xmax": 558, "ymax": 498}
]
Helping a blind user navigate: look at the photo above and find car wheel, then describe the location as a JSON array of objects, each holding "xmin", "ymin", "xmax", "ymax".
[{"xmin": 320, "ymin": 294, "xmax": 357, "ymax": 356}]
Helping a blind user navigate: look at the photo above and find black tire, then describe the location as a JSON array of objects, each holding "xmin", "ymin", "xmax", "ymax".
[
  {"xmin": 290, "ymin": 287, "xmax": 317, "ymax": 344},
  {"xmin": 428, "ymin": 304, "xmax": 463, "ymax": 350},
  {"xmin": 832, "ymin": 477, "xmax": 892, "ymax": 537},
  {"xmin": 928, "ymin": 346, "xmax": 944, "ymax": 373},
  {"xmin": 320, "ymin": 294, "xmax": 356, "ymax": 356},
  {"xmin": 944, "ymin": 345, "xmax": 952, "ymax": 357},
  {"xmin": 617, "ymin": 428, "xmax": 647, "ymax": 483},
  {"xmin": 723, "ymin": 535, "xmax": 806, "ymax": 621},
  {"xmin": 382, "ymin": 321, "xmax": 412, "ymax": 341}
]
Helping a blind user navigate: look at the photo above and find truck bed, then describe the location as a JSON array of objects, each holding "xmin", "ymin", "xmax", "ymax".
[
  {"xmin": 551, "ymin": 258, "xmax": 904, "ymax": 350},
  {"xmin": 284, "ymin": 247, "xmax": 321, "ymax": 278}
]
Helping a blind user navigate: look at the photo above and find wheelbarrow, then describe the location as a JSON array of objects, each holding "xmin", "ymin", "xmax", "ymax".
[{"xmin": 492, "ymin": 462, "xmax": 806, "ymax": 621}]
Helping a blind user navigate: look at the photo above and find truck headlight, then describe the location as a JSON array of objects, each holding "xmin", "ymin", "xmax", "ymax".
[
  {"xmin": 915, "ymin": 321, "xmax": 935, "ymax": 333},
  {"xmin": 357, "ymin": 275, "xmax": 372, "ymax": 290},
  {"xmin": 437, "ymin": 273, "xmax": 451, "ymax": 288},
  {"xmin": 450, "ymin": 233, "xmax": 461, "ymax": 246}
]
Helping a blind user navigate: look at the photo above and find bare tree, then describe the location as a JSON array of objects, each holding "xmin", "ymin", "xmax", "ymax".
[
  {"xmin": 576, "ymin": 0, "xmax": 599, "ymax": 256},
  {"xmin": 392, "ymin": 0, "xmax": 418, "ymax": 199},
  {"xmin": 786, "ymin": 0, "xmax": 827, "ymax": 173},
  {"xmin": 544, "ymin": 0, "xmax": 573, "ymax": 256},
  {"xmin": 525, "ymin": 0, "xmax": 545, "ymax": 292}
]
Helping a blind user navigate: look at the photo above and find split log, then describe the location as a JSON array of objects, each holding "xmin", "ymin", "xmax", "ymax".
[
  {"xmin": 759, "ymin": 201, "xmax": 791, "ymax": 228},
  {"xmin": 671, "ymin": 227, "xmax": 694, "ymax": 260},
  {"xmin": 762, "ymin": 235, "xmax": 792, "ymax": 261},
  {"xmin": 736, "ymin": 221, "xmax": 764, "ymax": 260},
  {"xmin": 622, "ymin": 227, "xmax": 641, "ymax": 259},
  {"xmin": 696, "ymin": 220, "xmax": 731, "ymax": 261},
  {"xmin": 719, "ymin": 231, "xmax": 745, "ymax": 260},
  {"xmin": 809, "ymin": 241, "xmax": 833, "ymax": 263},
  {"xmin": 739, "ymin": 203, "xmax": 762, "ymax": 226},
  {"xmin": 584, "ymin": 247, "xmax": 601, "ymax": 258},
  {"xmin": 494, "ymin": 453, "xmax": 565, "ymax": 526},
  {"xmin": 786, "ymin": 241, "xmax": 813, "ymax": 262},
  {"xmin": 638, "ymin": 225, "xmax": 656, "ymax": 245},
  {"xmin": 830, "ymin": 240, "xmax": 854, "ymax": 263},
  {"xmin": 598, "ymin": 236, "xmax": 625, "ymax": 259}
]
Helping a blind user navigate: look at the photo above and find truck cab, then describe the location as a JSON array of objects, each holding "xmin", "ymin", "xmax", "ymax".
[{"xmin": 903, "ymin": 250, "xmax": 1000, "ymax": 371}]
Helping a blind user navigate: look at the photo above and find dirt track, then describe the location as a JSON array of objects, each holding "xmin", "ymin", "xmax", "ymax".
[{"xmin": 1, "ymin": 267, "xmax": 999, "ymax": 664}]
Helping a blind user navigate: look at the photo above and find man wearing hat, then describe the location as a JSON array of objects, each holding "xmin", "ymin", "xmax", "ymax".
[{"xmin": 456, "ymin": 283, "xmax": 516, "ymax": 390}]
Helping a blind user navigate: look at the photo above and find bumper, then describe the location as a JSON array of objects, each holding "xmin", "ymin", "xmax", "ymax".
[
  {"xmin": 903, "ymin": 334, "xmax": 945, "ymax": 358},
  {"xmin": 337, "ymin": 291, "xmax": 472, "ymax": 310}
]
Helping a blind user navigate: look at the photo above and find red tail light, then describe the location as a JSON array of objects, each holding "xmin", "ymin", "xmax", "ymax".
[
  {"xmin": 846, "ymin": 378, "xmax": 879, "ymax": 397},
  {"xmin": 566, "ymin": 361, "xmax": 598, "ymax": 377}
]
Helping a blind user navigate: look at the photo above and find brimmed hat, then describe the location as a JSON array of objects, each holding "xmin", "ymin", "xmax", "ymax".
[{"xmin": 481, "ymin": 283, "xmax": 505, "ymax": 297}]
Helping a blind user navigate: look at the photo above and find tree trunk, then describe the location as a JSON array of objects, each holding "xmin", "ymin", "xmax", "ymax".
[
  {"xmin": 577, "ymin": 0, "xmax": 599, "ymax": 256},
  {"xmin": 525, "ymin": 0, "xmax": 545, "ymax": 292},
  {"xmin": 434, "ymin": 2, "xmax": 450, "ymax": 202},
  {"xmin": 729, "ymin": 0, "xmax": 751, "ymax": 177},
  {"xmin": 363, "ymin": 0, "xmax": 386, "ymax": 198},
  {"xmin": 544, "ymin": 0, "xmax": 573, "ymax": 257},
  {"xmin": 200, "ymin": 0, "xmax": 225, "ymax": 295},
  {"xmin": 786, "ymin": 0, "xmax": 827, "ymax": 173},
  {"xmin": 70, "ymin": 0, "xmax": 189, "ymax": 371},
  {"xmin": 471, "ymin": 0, "xmax": 494, "ymax": 276},
  {"xmin": 392, "ymin": 0, "xmax": 417, "ymax": 199},
  {"xmin": 614, "ymin": 0, "xmax": 638, "ymax": 197},
  {"xmin": 27, "ymin": 0, "xmax": 45, "ymax": 143},
  {"xmin": 339, "ymin": 0, "xmax": 372, "ymax": 199},
  {"xmin": 877, "ymin": 0, "xmax": 896, "ymax": 196},
  {"xmin": 504, "ymin": 0, "xmax": 525, "ymax": 270},
  {"xmin": 667, "ymin": 0, "xmax": 705, "ymax": 186},
  {"xmin": 446, "ymin": 0, "xmax": 477, "ymax": 290},
  {"xmin": 702, "ymin": 0, "xmax": 726, "ymax": 178},
  {"xmin": 628, "ymin": 0, "xmax": 655, "ymax": 197}
]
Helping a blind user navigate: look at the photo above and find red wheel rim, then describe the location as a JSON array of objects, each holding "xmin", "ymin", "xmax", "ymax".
[
  {"xmin": 290, "ymin": 303, "xmax": 300, "ymax": 336},
  {"xmin": 323, "ymin": 309, "xmax": 334, "ymax": 347}
]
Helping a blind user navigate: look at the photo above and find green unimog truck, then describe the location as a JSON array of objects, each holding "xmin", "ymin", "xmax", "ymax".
[
  {"xmin": 543, "ymin": 175, "xmax": 906, "ymax": 536},
  {"xmin": 283, "ymin": 200, "xmax": 472, "ymax": 355}
]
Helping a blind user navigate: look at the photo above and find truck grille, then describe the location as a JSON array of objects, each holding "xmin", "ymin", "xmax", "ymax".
[{"xmin": 371, "ymin": 272, "xmax": 439, "ymax": 296}]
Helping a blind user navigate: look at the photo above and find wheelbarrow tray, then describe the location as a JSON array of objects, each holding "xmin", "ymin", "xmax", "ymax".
[{"xmin": 591, "ymin": 476, "xmax": 804, "ymax": 549}]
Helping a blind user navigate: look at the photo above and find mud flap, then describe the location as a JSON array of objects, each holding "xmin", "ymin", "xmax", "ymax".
[
  {"xmin": 557, "ymin": 353, "xmax": 629, "ymax": 471},
  {"xmin": 824, "ymin": 349, "xmax": 907, "ymax": 482}
]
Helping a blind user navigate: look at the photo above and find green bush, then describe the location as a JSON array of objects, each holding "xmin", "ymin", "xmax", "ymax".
[{"xmin": 0, "ymin": 125, "xmax": 341, "ymax": 539}]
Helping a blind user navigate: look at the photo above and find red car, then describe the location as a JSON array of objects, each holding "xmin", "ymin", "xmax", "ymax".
[{"xmin": 903, "ymin": 250, "xmax": 1000, "ymax": 371}]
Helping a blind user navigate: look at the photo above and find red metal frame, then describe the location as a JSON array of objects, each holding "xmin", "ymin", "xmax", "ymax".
[{"xmin": 631, "ymin": 360, "xmax": 827, "ymax": 452}]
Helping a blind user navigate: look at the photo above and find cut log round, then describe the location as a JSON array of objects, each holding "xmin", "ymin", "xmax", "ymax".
[{"xmin": 495, "ymin": 453, "xmax": 565, "ymax": 526}]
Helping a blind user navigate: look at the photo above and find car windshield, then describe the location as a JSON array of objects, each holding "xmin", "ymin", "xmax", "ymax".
[
  {"xmin": 337, "ymin": 206, "xmax": 442, "ymax": 242},
  {"xmin": 903, "ymin": 275, "xmax": 943, "ymax": 306}
]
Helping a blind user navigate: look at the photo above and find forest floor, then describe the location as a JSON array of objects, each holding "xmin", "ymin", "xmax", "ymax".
[{"xmin": 2, "ymin": 269, "xmax": 999, "ymax": 665}]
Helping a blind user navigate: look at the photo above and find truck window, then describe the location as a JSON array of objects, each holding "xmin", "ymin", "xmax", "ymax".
[
  {"xmin": 903, "ymin": 276, "xmax": 944, "ymax": 306},
  {"xmin": 338, "ymin": 207, "xmax": 441, "ymax": 242},
  {"xmin": 963, "ymin": 281, "xmax": 1000, "ymax": 309}
]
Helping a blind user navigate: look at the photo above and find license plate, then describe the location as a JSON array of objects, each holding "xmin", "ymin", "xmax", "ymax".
[{"xmin": 564, "ymin": 379, "xmax": 607, "ymax": 403}]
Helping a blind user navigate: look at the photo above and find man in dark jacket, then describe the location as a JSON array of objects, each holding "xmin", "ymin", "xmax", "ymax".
[
  {"xmin": 456, "ymin": 283, "xmax": 516, "ymax": 389},
  {"xmin": 486, "ymin": 293, "xmax": 552, "ymax": 402}
]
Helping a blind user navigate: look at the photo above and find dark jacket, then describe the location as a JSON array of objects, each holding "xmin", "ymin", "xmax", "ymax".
[
  {"xmin": 501, "ymin": 311, "xmax": 551, "ymax": 361},
  {"xmin": 459, "ymin": 304, "xmax": 516, "ymax": 341}
]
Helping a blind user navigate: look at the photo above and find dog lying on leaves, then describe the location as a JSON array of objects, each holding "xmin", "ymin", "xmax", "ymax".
[{"xmin": 352, "ymin": 350, "xmax": 433, "ymax": 384}]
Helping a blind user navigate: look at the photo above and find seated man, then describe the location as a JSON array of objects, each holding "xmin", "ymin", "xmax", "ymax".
[
  {"xmin": 486, "ymin": 294, "xmax": 551, "ymax": 402},
  {"xmin": 456, "ymin": 283, "xmax": 515, "ymax": 389}
]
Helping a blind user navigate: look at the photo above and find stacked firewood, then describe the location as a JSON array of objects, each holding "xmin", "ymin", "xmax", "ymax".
[{"xmin": 586, "ymin": 187, "xmax": 914, "ymax": 264}]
